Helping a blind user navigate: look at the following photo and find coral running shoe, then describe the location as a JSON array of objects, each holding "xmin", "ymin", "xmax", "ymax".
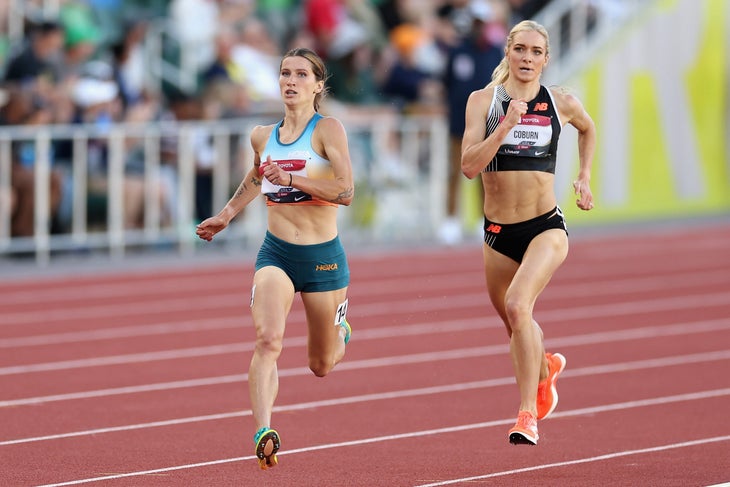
[
  {"xmin": 508, "ymin": 411, "xmax": 539, "ymax": 445},
  {"xmin": 254, "ymin": 427, "xmax": 280, "ymax": 470},
  {"xmin": 536, "ymin": 352, "xmax": 566, "ymax": 420}
]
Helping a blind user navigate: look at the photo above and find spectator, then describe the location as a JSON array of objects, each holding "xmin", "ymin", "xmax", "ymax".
[
  {"xmin": 345, "ymin": 0, "xmax": 390, "ymax": 51},
  {"xmin": 169, "ymin": 0, "xmax": 220, "ymax": 85},
  {"xmin": 438, "ymin": 0, "xmax": 503, "ymax": 244},
  {"xmin": 507, "ymin": 0, "xmax": 551, "ymax": 24},
  {"xmin": 60, "ymin": 0, "xmax": 101, "ymax": 74},
  {"xmin": 373, "ymin": 0, "xmax": 404, "ymax": 32},
  {"xmin": 323, "ymin": 18, "xmax": 403, "ymax": 186},
  {"xmin": 2, "ymin": 20, "xmax": 64, "ymax": 85},
  {"xmin": 199, "ymin": 29, "xmax": 252, "ymax": 119},
  {"xmin": 110, "ymin": 19, "xmax": 149, "ymax": 111},
  {"xmin": 201, "ymin": 20, "xmax": 282, "ymax": 115},
  {"xmin": 201, "ymin": 28, "xmax": 243, "ymax": 87},
  {"xmin": 433, "ymin": 0, "xmax": 472, "ymax": 48},
  {"xmin": 50, "ymin": 2, "xmax": 102, "ymax": 128},
  {"xmin": 86, "ymin": 0, "xmax": 126, "ymax": 45},
  {"xmin": 325, "ymin": 19, "xmax": 376, "ymax": 104},
  {"xmin": 374, "ymin": 0, "xmax": 435, "ymax": 31},
  {"xmin": 0, "ymin": 2, "xmax": 9, "ymax": 73},
  {"xmin": 304, "ymin": 0, "xmax": 375, "ymax": 64},
  {"xmin": 231, "ymin": 18, "xmax": 283, "ymax": 111},
  {"xmin": 1, "ymin": 85, "xmax": 64, "ymax": 237},
  {"xmin": 70, "ymin": 61, "xmax": 164, "ymax": 230},
  {"xmin": 257, "ymin": 0, "xmax": 301, "ymax": 51},
  {"xmin": 162, "ymin": 90, "xmax": 220, "ymax": 223},
  {"xmin": 2, "ymin": 19, "xmax": 80, "ymax": 236},
  {"xmin": 380, "ymin": 22, "xmax": 445, "ymax": 113},
  {"xmin": 303, "ymin": 0, "xmax": 344, "ymax": 58}
]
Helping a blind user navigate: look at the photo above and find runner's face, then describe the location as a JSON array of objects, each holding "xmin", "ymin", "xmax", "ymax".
[
  {"xmin": 507, "ymin": 30, "xmax": 548, "ymax": 82},
  {"xmin": 279, "ymin": 56, "xmax": 323, "ymax": 106}
]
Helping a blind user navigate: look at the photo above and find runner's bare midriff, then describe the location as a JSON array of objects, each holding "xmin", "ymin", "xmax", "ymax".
[
  {"xmin": 482, "ymin": 171, "xmax": 556, "ymax": 223},
  {"xmin": 267, "ymin": 204, "xmax": 338, "ymax": 244}
]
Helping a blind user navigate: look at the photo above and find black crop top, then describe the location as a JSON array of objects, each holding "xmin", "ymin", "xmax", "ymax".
[{"xmin": 484, "ymin": 84, "xmax": 562, "ymax": 174}]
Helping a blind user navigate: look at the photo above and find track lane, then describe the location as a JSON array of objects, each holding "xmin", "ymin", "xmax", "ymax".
[
  {"xmin": 1, "ymin": 223, "xmax": 729, "ymax": 485},
  {"xmin": 10, "ymin": 393, "xmax": 729, "ymax": 486}
]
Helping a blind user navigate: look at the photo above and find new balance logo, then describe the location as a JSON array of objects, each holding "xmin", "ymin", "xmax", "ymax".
[
  {"xmin": 534, "ymin": 102, "xmax": 549, "ymax": 111},
  {"xmin": 485, "ymin": 224, "xmax": 502, "ymax": 234}
]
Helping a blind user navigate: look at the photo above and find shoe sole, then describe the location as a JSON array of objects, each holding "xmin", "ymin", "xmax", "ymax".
[
  {"xmin": 509, "ymin": 431, "xmax": 538, "ymax": 445},
  {"xmin": 539, "ymin": 353, "xmax": 566, "ymax": 420},
  {"xmin": 255, "ymin": 430, "xmax": 281, "ymax": 470},
  {"xmin": 258, "ymin": 455, "xmax": 278, "ymax": 470}
]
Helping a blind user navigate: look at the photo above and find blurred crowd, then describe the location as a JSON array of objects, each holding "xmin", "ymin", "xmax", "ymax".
[{"xmin": 0, "ymin": 0, "xmax": 556, "ymax": 242}]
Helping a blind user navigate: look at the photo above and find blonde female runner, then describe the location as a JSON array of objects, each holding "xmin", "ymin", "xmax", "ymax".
[{"xmin": 461, "ymin": 20, "xmax": 596, "ymax": 445}]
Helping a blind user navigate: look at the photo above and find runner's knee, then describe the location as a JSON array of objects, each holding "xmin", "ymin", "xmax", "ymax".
[
  {"xmin": 308, "ymin": 357, "xmax": 334, "ymax": 377},
  {"xmin": 255, "ymin": 329, "xmax": 284, "ymax": 358},
  {"xmin": 504, "ymin": 294, "xmax": 532, "ymax": 332}
]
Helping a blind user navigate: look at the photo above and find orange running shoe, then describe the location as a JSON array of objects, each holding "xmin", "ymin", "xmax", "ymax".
[
  {"xmin": 536, "ymin": 352, "xmax": 566, "ymax": 420},
  {"xmin": 254, "ymin": 427, "xmax": 280, "ymax": 470},
  {"xmin": 508, "ymin": 411, "xmax": 539, "ymax": 445}
]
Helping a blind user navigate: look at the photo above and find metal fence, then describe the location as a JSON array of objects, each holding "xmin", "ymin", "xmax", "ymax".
[{"xmin": 0, "ymin": 113, "xmax": 449, "ymax": 265}]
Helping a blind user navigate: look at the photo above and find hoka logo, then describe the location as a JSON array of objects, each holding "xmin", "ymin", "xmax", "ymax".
[
  {"xmin": 485, "ymin": 224, "xmax": 502, "ymax": 234},
  {"xmin": 316, "ymin": 263, "xmax": 338, "ymax": 271}
]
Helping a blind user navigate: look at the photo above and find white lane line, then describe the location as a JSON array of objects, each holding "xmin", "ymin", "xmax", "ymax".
[
  {"xmin": 0, "ymin": 317, "xmax": 245, "ymax": 349},
  {"xmin": 3, "ymin": 352, "xmax": 730, "ymax": 445},
  {"xmin": 2, "ymin": 316, "xmax": 728, "ymax": 376},
  {"xmin": 2, "ymin": 268, "xmax": 729, "ymax": 347},
  {"xmin": 2, "ymin": 325, "xmax": 729, "ymax": 407},
  {"xmin": 0, "ymin": 318, "xmax": 481, "ymax": 351},
  {"xmin": 1, "ymin": 265, "xmax": 726, "ymax": 347},
  {"xmin": 32, "ymin": 388, "xmax": 730, "ymax": 487},
  {"xmin": 2, "ymin": 272, "xmax": 729, "ymax": 328},
  {"xmin": 0, "ymin": 378, "xmax": 514, "ymax": 446},
  {"xmin": 1, "ymin": 252, "xmax": 724, "ymax": 307},
  {"xmin": 413, "ymin": 435, "xmax": 730, "ymax": 486}
]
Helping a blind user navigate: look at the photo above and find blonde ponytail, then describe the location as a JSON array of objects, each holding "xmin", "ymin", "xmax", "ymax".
[{"xmin": 487, "ymin": 57, "xmax": 509, "ymax": 89}]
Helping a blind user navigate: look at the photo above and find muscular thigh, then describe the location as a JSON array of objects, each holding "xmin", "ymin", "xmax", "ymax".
[
  {"xmin": 483, "ymin": 243, "xmax": 519, "ymax": 325},
  {"xmin": 483, "ymin": 228, "xmax": 567, "ymax": 333},
  {"xmin": 251, "ymin": 266, "xmax": 295, "ymax": 338},
  {"xmin": 508, "ymin": 229, "xmax": 568, "ymax": 304},
  {"xmin": 302, "ymin": 288, "xmax": 347, "ymax": 325}
]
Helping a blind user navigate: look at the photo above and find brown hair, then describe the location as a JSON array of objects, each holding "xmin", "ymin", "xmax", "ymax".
[
  {"xmin": 281, "ymin": 47, "xmax": 330, "ymax": 111},
  {"xmin": 487, "ymin": 20, "xmax": 550, "ymax": 89}
]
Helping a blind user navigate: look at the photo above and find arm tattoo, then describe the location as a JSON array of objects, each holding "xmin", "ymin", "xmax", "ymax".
[
  {"xmin": 234, "ymin": 177, "xmax": 261, "ymax": 199},
  {"xmin": 329, "ymin": 186, "xmax": 354, "ymax": 204},
  {"xmin": 234, "ymin": 183, "xmax": 245, "ymax": 199}
]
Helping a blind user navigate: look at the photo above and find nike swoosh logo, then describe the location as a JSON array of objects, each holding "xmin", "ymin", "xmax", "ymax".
[
  {"xmin": 294, "ymin": 195, "xmax": 307, "ymax": 201},
  {"xmin": 535, "ymin": 151, "xmax": 546, "ymax": 156}
]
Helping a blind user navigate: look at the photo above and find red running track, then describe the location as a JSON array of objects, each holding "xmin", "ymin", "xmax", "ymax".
[{"xmin": 1, "ymin": 221, "xmax": 730, "ymax": 486}]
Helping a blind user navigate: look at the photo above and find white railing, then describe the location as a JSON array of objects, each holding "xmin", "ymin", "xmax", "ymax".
[{"xmin": 0, "ymin": 114, "xmax": 449, "ymax": 265}]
